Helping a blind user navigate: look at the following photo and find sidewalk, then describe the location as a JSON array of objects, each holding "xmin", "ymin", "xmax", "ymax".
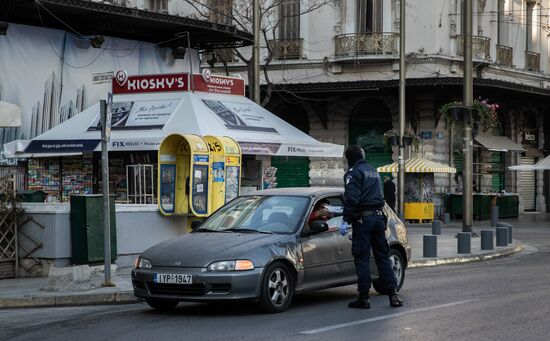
[{"xmin": 0, "ymin": 217, "xmax": 537, "ymax": 309}]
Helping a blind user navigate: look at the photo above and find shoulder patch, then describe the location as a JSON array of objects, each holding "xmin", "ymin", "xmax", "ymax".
[{"xmin": 345, "ymin": 175, "xmax": 352, "ymax": 185}]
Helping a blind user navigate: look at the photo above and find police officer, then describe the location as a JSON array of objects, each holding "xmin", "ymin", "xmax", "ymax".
[{"xmin": 340, "ymin": 145, "xmax": 403, "ymax": 309}]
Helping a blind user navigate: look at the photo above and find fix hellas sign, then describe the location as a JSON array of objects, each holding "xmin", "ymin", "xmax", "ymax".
[{"xmin": 112, "ymin": 70, "xmax": 244, "ymax": 96}]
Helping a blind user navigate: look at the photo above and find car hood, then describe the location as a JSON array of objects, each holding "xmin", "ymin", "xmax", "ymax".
[{"xmin": 141, "ymin": 232, "xmax": 289, "ymax": 268}]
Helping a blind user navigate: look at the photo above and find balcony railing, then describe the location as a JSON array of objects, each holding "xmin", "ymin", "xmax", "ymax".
[
  {"xmin": 268, "ymin": 38, "xmax": 304, "ymax": 60},
  {"xmin": 456, "ymin": 35, "xmax": 491, "ymax": 61},
  {"xmin": 334, "ymin": 33, "xmax": 398, "ymax": 57},
  {"xmin": 496, "ymin": 45, "xmax": 513, "ymax": 67},
  {"xmin": 525, "ymin": 51, "xmax": 540, "ymax": 72}
]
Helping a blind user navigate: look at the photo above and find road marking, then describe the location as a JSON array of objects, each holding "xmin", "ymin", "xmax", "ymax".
[{"xmin": 300, "ymin": 299, "xmax": 477, "ymax": 335}]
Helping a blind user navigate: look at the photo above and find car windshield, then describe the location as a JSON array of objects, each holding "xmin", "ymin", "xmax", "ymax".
[{"xmin": 197, "ymin": 195, "xmax": 310, "ymax": 234}]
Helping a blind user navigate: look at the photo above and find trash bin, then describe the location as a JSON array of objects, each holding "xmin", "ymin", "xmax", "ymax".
[
  {"xmin": 70, "ymin": 194, "xmax": 117, "ymax": 265},
  {"xmin": 17, "ymin": 190, "xmax": 46, "ymax": 202}
]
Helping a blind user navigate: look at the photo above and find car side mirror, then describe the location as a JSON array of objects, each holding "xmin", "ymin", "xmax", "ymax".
[
  {"xmin": 308, "ymin": 221, "xmax": 329, "ymax": 235},
  {"xmin": 191, "ymin": 220, "xmax": 202, "ymax": 231}
]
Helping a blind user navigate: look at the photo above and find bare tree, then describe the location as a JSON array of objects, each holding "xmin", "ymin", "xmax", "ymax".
[{"xmin": 184, "ymin": 0, "xmax": 333, "ymax": 106}]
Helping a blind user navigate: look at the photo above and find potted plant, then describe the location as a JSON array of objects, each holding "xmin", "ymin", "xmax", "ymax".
[
  {"xmin": 440, "ymin": 101, "xmax": 467, "ymax": 123},
  {"xmin": 383, "ymin": 129, "xmax": 400, "ymax": 146},
  {"xmin": 402, "ymin": 128, "xmax": 417, "ymax": 146},
  {"xmin": 440, "ymin": 98, "xmax": 500, "ymax": 130},
  {"xmin": 471, "ymin": 97, "xmax": 500, "ymax": 131}
]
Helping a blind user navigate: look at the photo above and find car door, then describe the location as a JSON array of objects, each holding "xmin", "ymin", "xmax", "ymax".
[{"xmin": 299, "ymin": 196, "xmax": 343, "ymax": 289}]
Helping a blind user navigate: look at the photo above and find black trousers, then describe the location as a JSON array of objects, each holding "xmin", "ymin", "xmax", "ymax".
[{"xmin": 351, "ymin": 215, "xmax": 397, "ymax": 296}]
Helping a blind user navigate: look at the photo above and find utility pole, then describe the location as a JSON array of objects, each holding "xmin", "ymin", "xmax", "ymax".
[
  {"xmin": 463, "ymin": 0, "xmax": 473, "ymax": 232},
  {"xmin": 100, "ymin": 98, "xmax": 113, "ymax": 286},
  {"xmin": 398, "ymin": 0, "xmax": 406, "ymax": 219},
  {"xmin": 253, "ymin": 0, "xmax": 261, "ymax": 104}
]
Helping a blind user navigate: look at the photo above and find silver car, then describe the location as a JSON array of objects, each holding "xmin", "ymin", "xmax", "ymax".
[{"xmin": 132, "ymin": 187, "xmax": 410, "ymax": 313}]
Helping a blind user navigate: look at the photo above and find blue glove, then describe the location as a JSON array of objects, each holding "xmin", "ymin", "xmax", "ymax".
[{"xmin": 339, "ymin": 221, "xmax": 350, "ymax": 236}]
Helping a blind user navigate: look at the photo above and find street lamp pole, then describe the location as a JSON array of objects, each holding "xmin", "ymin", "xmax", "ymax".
[
  {"xmin": 176, "ymin": 31, "xmax": 195, "ymax": 92},
  {"xmin": 463, "ymin": 0, "xmax": 474, "ymax": 231},
  {"xmin": 253, "ymin": 0, "xmax": 261, "ymax": 104},
  {"xmin": 398, "ymin": 0, "xmax": 406, "ymax": 218}
]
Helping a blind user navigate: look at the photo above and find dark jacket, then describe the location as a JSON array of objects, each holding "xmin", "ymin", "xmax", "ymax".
[
  {"xmin": 343, "ymin": 160, "xmax": 385, "ymax": 224},
  {"xmin": 383, "ymin": 180, "xmax": 396, "ymax": 205}
]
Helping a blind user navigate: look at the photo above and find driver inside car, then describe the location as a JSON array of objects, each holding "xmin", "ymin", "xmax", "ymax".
[{"xmin": 307, "ymin": 199, "xmax": 333, "ymax": 225}]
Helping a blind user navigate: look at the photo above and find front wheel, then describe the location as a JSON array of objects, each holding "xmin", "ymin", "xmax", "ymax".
[
  {"xmin": 146, "ymin": 299, "xmax": 179, "ymax": 311},
  {"xmin": 372, "ymin": 248, "xmax": 405, "ymax": 294},
  {"xmin": 258, "ymin": 262, "xmax": 294, "ymax": 313}
]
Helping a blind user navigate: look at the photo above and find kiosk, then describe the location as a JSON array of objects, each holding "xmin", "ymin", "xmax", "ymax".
[
  {"xmin": 158, "ymin": 134, "xmax": 211, "ymax": 217},
  {"xmin": 204, "ymin": 135, "xmax": 241, "ymax": 213}
]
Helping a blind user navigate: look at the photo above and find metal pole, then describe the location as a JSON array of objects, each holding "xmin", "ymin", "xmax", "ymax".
[
  {"xmin": 253, "ymin": 0, "xmax": 261, "ymax": 104},
  {"xmin": 398, "ymin": 0, "xmax": 406, "ymax": 218},
  {"xmin": 186, "ymin": 32, "xmax": 194, "ymax": 92},
  {"xmin": 463, "ymin": 0, "xmax": 473, "ymax": 231},
  {"xmin": 13, "ymin": 174, "xmax": 19, "ymax": 278},
  {"xmin": 100, "ymin": 100, "xmax": 113, "ymax": 286}
]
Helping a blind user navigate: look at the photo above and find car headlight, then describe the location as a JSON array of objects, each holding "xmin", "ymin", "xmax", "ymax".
[
  {"xmin": 134, "ymin": 256, "xmax": 152, "ymax": 269},
  {"xmin": 207, "ymin": 260, "xmax": 254, "ymax": 271}
]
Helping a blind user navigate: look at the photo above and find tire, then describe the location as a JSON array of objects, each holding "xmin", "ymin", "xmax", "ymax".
[
  {"xmin": 146, "ymin": 299, "xmax": 179, "ymax": 311},
  {"xmin": 372, "ymin": 249, "xmax": 406, "ymax": 295},
  {"xmin": 258, "ymin": 262, "xmax": 294, "ymax": 313}
]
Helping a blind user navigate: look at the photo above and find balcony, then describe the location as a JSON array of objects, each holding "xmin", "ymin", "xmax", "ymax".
[
  {"xmin": 334, "ymin": 33, "xmax": 398, "ymax": 58},
  {"xmin": 525, "ymin": 51, "xmax": 540, "ymax": 72},
  {"xmin": 496, "ymin": 45, "xmax": 513, "ymax": 67},
  {"xmin": 268, "ymin": 39, "xmax": 304, "ymax": 60},
  {"xmin": 456, "ymin": 35, "xmax": 491, "ymax": 61}
]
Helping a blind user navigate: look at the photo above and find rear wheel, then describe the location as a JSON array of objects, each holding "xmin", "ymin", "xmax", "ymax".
[
  {"xmin": 372, "ymin": 249, "xmax": 405, "ymax": 294},
  {"xmin": 146, "ymin": 299, "xmax": 179, "ymax": 310},
  {"xmin": 258, "ymin": 262, "xmax": 294, "ymax": 313}
]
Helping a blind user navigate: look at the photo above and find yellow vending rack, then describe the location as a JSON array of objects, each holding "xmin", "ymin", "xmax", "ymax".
[
  {"xmin": 204, "ymin": 135, "xmax": 242, "ymax": 213},
  {"xmin": 158, "ymin": 134, "xmax": 211, "ymax": 217}
]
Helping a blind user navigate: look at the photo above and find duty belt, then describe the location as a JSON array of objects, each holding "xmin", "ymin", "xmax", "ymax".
[{"xmin": 360, "ymin": 209, "xmax": 384, "ymax": 217}]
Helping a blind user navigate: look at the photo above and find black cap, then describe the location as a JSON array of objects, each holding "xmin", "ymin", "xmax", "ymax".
[{"xmin": 345, "ymin": 145, "xmax": 364, "ymax": 166}]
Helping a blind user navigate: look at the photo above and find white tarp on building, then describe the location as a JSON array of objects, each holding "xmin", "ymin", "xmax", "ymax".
[
  {"xmin": 5, "ymin": 91, "xmax": 343, "ymax": 158},
  {"xmin": 0, "ymin": 101, "xmax": 22, "ymax": 127}
]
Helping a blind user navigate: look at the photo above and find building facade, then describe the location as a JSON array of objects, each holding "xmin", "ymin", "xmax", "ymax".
[{"xmin": 199, "ymin": 0, "xmax": 550, "ymax": 214}]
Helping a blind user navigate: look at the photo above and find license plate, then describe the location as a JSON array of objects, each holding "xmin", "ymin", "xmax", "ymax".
[{"xmin": 154, "ymin": 273, "xmax": 193, "ymax": 284}]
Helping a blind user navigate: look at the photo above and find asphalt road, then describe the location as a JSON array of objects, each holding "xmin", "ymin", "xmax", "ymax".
[{"xmin": 1, "ymin": 225, "xmax": 549, "ymax": 341}]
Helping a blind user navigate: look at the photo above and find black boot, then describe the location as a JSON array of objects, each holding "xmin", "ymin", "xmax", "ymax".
[
  {"xmin": 348, "ymin": 294, "xmax": 371, "ymax": 309},
  {"xmin": 388, "ymin": 289, "xmax": 403, "ymax": 307}
]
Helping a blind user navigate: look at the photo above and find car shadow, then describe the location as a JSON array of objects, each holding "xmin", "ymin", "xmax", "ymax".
[{"xmin": 140, "ymin": 286, "xmax": 385, "ymax": 316}]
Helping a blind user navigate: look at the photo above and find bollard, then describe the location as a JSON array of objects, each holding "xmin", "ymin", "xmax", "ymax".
[
  {"xmin": 490, "ymin": 205, "xmax": 499, "ymax": 227},
  {"xmin": 423, "ymin": 235, "xmax": 437, "ymax": 258},
  {"xmin": 508, "ymin": 225, "xmax": 513, "ymax": 243},
  {"xmin": 431, "ymin": 220, "xmax": 442, "ymax": 235},
  {"xmin": 496, "ymin": 227, "xmax": 508, "ymax": 246},
  {"xmin": 443, "ymin": 212, "xmax": 451, "ymax": 225},
  {"xmin": 457, "ymin": 232, "xmax": 471, "ymax": 254},
  {"xmin": 480, "ymin": 230, "xmax": 494, "ymax": 250}
]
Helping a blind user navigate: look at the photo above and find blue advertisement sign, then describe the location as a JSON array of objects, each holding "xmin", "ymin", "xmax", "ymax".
[
  {"xmin": 420, "ymin": 131, "xmax": 432, "ymax": 140},
  {"xmin": 212, "ymin": 162, "xmax": 225, "ymax": 182},
  {"xmin": 160, "ymin": 164, "xmax": 176, "ymax": 213},
  {"xmin": 193, "ymin": 155, "xmax": 209, "ymax": 163}
]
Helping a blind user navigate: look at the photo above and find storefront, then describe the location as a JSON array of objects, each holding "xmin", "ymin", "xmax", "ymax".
[{"xmin": 4, "ymin": 71, "xmax": 343, "ymax": 203}]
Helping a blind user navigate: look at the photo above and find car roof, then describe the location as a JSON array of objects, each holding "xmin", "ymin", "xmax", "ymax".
[{"xmin": 242, "ymin": 187, "xmax": 344, "ymax": 198}]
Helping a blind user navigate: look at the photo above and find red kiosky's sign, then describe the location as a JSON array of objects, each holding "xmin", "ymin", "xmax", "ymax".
[
  {"xmin": 113, "ymin": 71, "xmax": 188, "ymax": 94},
  {"xmin": 112, "ymin": 70, "xmax": 245, "ymax": 96}
]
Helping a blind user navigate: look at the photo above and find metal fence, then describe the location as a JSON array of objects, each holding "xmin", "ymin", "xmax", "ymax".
[{"xmin": 0, "ymin": 174, "xmax": 18, "ymax": 279}]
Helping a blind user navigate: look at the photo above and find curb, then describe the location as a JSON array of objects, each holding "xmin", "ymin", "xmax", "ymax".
[
  {"xmin": 0, "ymin": 291, "xmax": 137, "ymax": 309},
  {"xmin": 408, "ymin": 242, "xmax": 524, "ymax": 269}
]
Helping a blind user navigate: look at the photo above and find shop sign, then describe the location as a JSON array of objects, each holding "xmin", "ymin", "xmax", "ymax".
[
  {"xmin": 112, "ymin": 71, "xmax": 189, "ymax": 94},
  {"xmin": 202, "ymin": 99, "xmax": 278, "ymax": 133},
  {"xmin": 193, "ymin": 73, "xmax": 245, "ymax": 96},
  {"xmin": 522, "ymin": 129, "xmax": 538, "ymax": 145},
  {"xmin": 25, "ymin": 139, "xmax": 100, "ymax": 153},
  {"xmin": 420, "ymin": 131, "xmax": 432, "ymax": 140}
]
